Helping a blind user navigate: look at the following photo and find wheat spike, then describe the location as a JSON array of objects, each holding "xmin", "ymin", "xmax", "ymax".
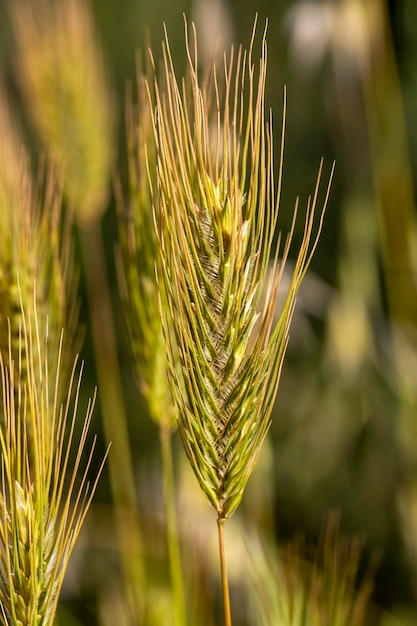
[
  {"xmin": 12, "ymin": 0, "xmax": 114, "ymax": 226},
  {"xmin": 0, "ymin": 91, "xmax": 80, "ymax": 407},
  {"xmin": 150, "ymin": 18, "xmax": 334, "ymax": 521},
  {"xmin": 116, "ymin": 63, "xmax": 176, "ymax": 430},
  {"xmin": 0, "ymin": 287, "xmax": 108, "ymax": 625}
]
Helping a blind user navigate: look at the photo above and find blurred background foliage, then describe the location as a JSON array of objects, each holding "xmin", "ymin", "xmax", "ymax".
[{"xmin": 1, "ymin": 0, "xmax": 417, "ymax": 624}]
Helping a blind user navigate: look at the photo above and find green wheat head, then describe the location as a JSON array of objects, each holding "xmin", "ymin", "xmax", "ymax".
[
  {"xmin": 0, "ymin": 288, "xmax": 108, "ymax": 626},
  {"xmin": 116, "ymin": 64, "xmax": 176, "ymax": 430},
  {"xmin": 150, "ymin": 19, "xmax": 334, "ymax": 521}
]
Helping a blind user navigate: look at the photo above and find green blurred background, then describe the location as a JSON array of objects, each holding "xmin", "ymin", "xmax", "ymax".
[{"xmin": 1, "ymin": 0, "xmax": 417, "ymax": 623}]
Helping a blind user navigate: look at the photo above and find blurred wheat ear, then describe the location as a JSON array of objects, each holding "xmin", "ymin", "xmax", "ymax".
[
  {"xmin": 0, "ymin": 92, "xmax": 80, "ymax": 406},
  {"xmin": 150, "ymin": 17, "xmax": 333, "ymax": 624},
  {"xmin": 116, "ymin": 58, "xmax": 187, "ymax": 624},
  {"xmin": 11, "ymin": 2, "xmax": 149, "ymax": 618},
  {"xmin": 12, "ymin": 0, "xmax": 114, "ymax": 226},
  {"xmin": 0, "ymin": 284, "xmax": 109, "ymax": 625},
  {"xmin": 248, "ymin": 516, "xmax": 375, "ymax": 626},
  {"xmin": 116, "ymin": 62, "xmax": 176, "ymax": 432}
]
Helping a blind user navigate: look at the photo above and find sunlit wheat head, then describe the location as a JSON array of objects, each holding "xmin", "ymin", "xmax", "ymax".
[
  {"xmin": 150, "ymin": 17, "xmax": 334, "ymax": 520},
  {"xmin": 0, "ymin": 286, "xmax": 108, "ymax": 625}
]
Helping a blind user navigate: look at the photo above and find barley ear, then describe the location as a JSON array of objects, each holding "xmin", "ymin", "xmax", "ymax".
[
  {"xmin": 151, "ymin": 18, "xmax": 334, "ymax": 522},
  {"xmin": 0, "ymin": 285, "xmax": 108, "ymax": 625}
]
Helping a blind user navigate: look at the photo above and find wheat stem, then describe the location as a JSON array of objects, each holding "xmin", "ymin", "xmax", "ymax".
[
  {"xmin": 217, "ymin": 516, "xmax": 232, "ymax": 626},
  {"xmin": 160, "ymin": 426, "xmax": 186, "ymax": 625},
  {"xmin": 80, "ymin": 223, "xmax": 146, "ymax": 621}
]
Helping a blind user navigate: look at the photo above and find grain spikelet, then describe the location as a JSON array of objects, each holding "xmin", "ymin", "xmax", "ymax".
[
  {"xmin": 0, "ymin": 94, "xmax": 80, "ymax": 408},
  {"xmin": 151, "ymin": 18, "xmax": 334, "ymax": 520},
  {"xmin": 0, "ymin": 288, "xmax": 108, "ymax": 625},
  {"xmin": 116, "ymin": 61, "xmax": 175, "ymax": 430}
]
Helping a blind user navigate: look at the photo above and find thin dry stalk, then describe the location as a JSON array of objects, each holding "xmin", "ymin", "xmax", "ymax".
[{"xmin": 217, "ymin": 519, "xmax": 231, "ymax": 626}]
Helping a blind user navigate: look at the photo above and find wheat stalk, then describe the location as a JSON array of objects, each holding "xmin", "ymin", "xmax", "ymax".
[
  {"xmin": 150, "ymin": 17, "xmax": 333, "ymax": 624},
  {"xmin": 0, "ymin": 284, "xmax": 108, "ymax": 625},
  {"xmin": 11, "ymin": 2, "xmax": 149, "ymax": 618}
]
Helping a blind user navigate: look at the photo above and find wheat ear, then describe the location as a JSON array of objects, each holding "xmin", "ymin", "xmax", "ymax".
[
  {"xmin": 0, "ymin": 93, "xmax": 80, "ymax": 410},
  {"xmin": 116, "ymin": 64, "xmax": 176, "ymax": 431},
  {"xmin": 150, "ymin": 16, "xmax": 333, "ymax": 624},
  {"xmin": 11, "ymin": 1, "xmax": 149, "ymax": 617},
  {"xmin": 116, "ymin": 59, "xmax": 186, "ymax": 623},
  {"xmin": 151, "ymin": 16, "xmax": 333, "ymax": 523},
  {"xmin": 12, "ymin": 0, "xmax": 114, "ymax": 226},
  {"xmin": 248, "ymin": 518, "xmax": 374, "ymax": 625},
  {"xmin": 0, "ymin": 285, "xmax": 108, "ymax": 625}
]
